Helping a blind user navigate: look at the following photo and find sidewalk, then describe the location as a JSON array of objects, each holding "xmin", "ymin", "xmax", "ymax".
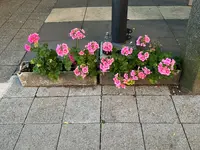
[
  {"xmin": 1, "ymin": 76, "xmax": 200, "ymax": 150},
  {"xmin": 0, "ymin": 0, "xmax": 199, "ymax": 150}
]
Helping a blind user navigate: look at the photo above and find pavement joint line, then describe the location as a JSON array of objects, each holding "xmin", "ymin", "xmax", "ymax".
[
  {"xmin": 135, "ymin": 96, "xmax": 147, "ymax": 150},
  {"xmin": 81, "ymin": 0, "xmax": 89, "ymax": 29},
  {"xmin": 12, "ymin": 87, "xmax": 39, "ymax": 150},
  {"xmin": 55, "ymin": 90, "xmax": 69, "ymax": 150},
  {"xmin": 170, "ymin": 95, "xmax": 192, "ymax": 150}
]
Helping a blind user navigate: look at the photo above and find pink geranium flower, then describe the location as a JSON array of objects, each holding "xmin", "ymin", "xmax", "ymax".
[
  {"xmin": 121, "ymin": 46, "xmax": 133, "ymax": 56},
  {"xmin": 82, "ymin": 66, "xmax": 88, "ymax": 74},
  {"xmin": 74, "ymin": 67, "xmax": 81, "ymax": 76},
  {"xmin": 138, "ymin": 71, "xmax": 146, "ymax": 79},
  {"xmin": 100, "ymin": 58, "xmax": 114, "ymax": 73},
  {"xmin": 136, "ymin": 35, "xmax": 150, "ymax": 47},
  {"xmin": 24, "ymin": 44, "xmax": 31, "ymax": 52},
  {"xmin": 142, "ymin": 67, "xmax": 151, "ymax": 75},
  {"xmin": 138, "ymin": 51, "xmax": 149, "ymax": 62},
  {"xmin": 158, "ymin": 58, "xmax": 175, "ymax": 76},
  {"xmin": 28, "ymin": 33, "xmax": 40, "ymax": 44},
  {"xmin": 79, "ymin": 50, "xmax": 85, "ymax": 55},
  {"xmin": 85, "ymin": 41, "xmax": 99, "ymax": 55},
  {"xmin": 56, "ymin": 43, "xmax": 69, "ymax": 57},
  {"xmin": 69, "ymin": 28, "xmax": 85, "ymax": 40},
  {"xmin": 102, "ymin": 42, "xmax": 113, "ymax": 52}
]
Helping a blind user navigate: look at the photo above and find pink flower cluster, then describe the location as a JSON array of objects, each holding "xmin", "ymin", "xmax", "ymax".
[
  {"xmin": 56, "ymin": 43, "xmax": 69, "ymax": 57},
  {"xmin": 102, "ymin": 42, "xmax": 113, "ymax": 53},
  {"xmin": 158, "ymin": 58, "xmax": 176, "ymax": 76},
  {"xmin": 138, "ymin": 51, "xmax": 149, "ymax": 62},
  {"xmin": 24, "ymin": 33, "xmax": 40, "ymax": 52},
  {"xmin": 73, "ymin": 65, "xmax": 89, "ymax": 79},
  {"xmin": 136, "ymin": 35, "xmax": 150, "ymax": 47},
  {"xmin": 113, "ymin": 67, "xmax": 152, "ymax": 89},
  {"xmin": 69, "ymin": 28, "xmax": 85, "ymax": 40},
  {"xmin": 100, "ymin": 58, "xmax": 114, "ymax": 73},
  {"xmin": 79, "ymin": 50, "xmax": 85, "ymax": 55},
  {"xmin": 28, "ymin": 33, "xmax": 40, "ymax": 44},
  {"xmin": 121, "ymin": 46, "xmax": 133, "ymax": 56},
  {"xmin": 113, "ymin": 73, "xmax": 126, "ymax": 89},
  {"xmin": 85, "ymin": 41, "xmax": 99, "ymax": 55}
]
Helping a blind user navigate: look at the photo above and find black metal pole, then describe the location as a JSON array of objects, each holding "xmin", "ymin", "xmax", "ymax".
[{"xmin": 112, "ymin": 0, "xmax": 128, "ymax": 43}]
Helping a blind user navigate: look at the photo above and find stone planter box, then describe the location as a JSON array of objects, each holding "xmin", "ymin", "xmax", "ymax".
[
  {"xmin": 17, "ymin": 62, "xmax": 97, "ymax": 87},
  {"xmin": 100, "ymin": 71, "xmax": 181, "ymax": 85}
]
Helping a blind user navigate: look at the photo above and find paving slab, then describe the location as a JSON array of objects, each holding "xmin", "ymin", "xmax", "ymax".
[
  {"xmin": 36, "ymin": 87, "xmax": 69, "ymax": 97},
  {"xmin": 55, "ymin": 0, "xmax": 87, "ymax": 8},
  {"xmin": 0, "ymin": 83, "xmax": 11, "ymax": 98},
  {"xmin": 64, "ymin": 96, "xmax": 100, "ymax": 123},
  {"xmin": 0, "ymin": 97, "xmax": 33, "ymax": 123},
  {"xmin": 0, "ymin": 66, "xmax": 16, "ymax": 82},
  {"xmin": 33, "ymin": 6, "xmax": 53, "ymax": 14},
  {"xmin": 5, "ymin": 38, "xmax": 27, "ymax": 51},
  {"xmin": 8, "ymin": 14, "xmax": 30, "ymax": 22},
  {"xmin": 0, "ymin": 50, "xmax": 25, "ymax": 65},
  {"xmin": 15, "ymin": 124, "xmax": 61, "ymax": 150},
  {"xmin": 136, "ymin": 86, "xmax": 171, "ymax": 95},
  {"xmin": 14, "ymin": 28, "xmax": 37, "ymax": 39},
  {"xmin": 58, "ymin": 124, "xmax": 100, "ymax": 150},
  {"xmin": 102, "ymin": 85, "xmax": 135, "ymax": 95},
  {"xmin": 137, "ymin": 96, "xmax": 178, "ymax": 123},
  {"xmin": 4, "ymin": 76, "xmax": 38, "ymax": 98},
  {"xmin": 183, "ymin": 124, "xmax": 200, "ymax": 150},
  {"xmin": 128, "ymin": 6, "xmax": 163, "ymax": 20},
  {"xmin": 26, "ymin": 97, "xmax": 66, "ymax": 123},
  {"xmin": 82, "ymin": 21, "xmax": 111, "ymax": 42},
  {"xmin": 153, "ymin": 0, "xmax": 188, "ymax": 6},
  {"xmin": 128, "ymin": 0, "xmax": 155, "ymax": 6},
  {"xmin": 22, "ymin": 19, "xmax": 44, "ymax": 30},
  {"xmin": 0, "ymin": 36, "xmax": 13, "ymax": 51},
  {"xmin": 0, "ymin": 19, "xmax": 7, "ymax": 27},
  {"xmin": 101, "ymin": 123, "xmax": 144, "ymax": 150},
  {"xmin": 0, "ymin": 28, "xmax": 19, "ymax": 37},
  {"xmin": 166, "ymin": 19, "xmax": 188, "ymax": 38},
  {"xmin": 29, "ymin": 13, "xmax": 49, "ymax": 21},
  {"xmin": 127, "ymin": 20, "xmax": 174, "ymax": 38},
  {"xmin": 85, "ymin": 7, "xmax": 112, "ymax": 21},
  {"xmin": 143, "ymin": 124, "xmax": 190, "ymax": 150},
  {"xmin": 45, "ymin": 8, "xmax": 86, "ymax": 22},
  {"xmin": 88, "ymin": 0, "xmax": 111, "ymax": 7},
  {"xmin": 102, "ymin": 96, "xmax": 139, "ymax": 123},
  {"xmin": 173, "ymin": 95, "xmax": 200, "ymax": 123},
  {"xmin": 39, "ymin": 22, "xmax": 82, "ymax": 41},
  {"xmin": 69, "ymin": 86, "xmax": 101, "ymax": 96},
  {"xmin": 0, "ymin": 124, "xmax": 22, "ymax": 150},
  {"xmin": 1, "ymin": 20, "xmax": 24, "ymax": 29},
  {"xmin": 159, "ymin": 6, "xmax": 191, "ymax": 20}
]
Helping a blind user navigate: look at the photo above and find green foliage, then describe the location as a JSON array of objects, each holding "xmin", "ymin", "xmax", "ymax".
[{"xmin": 30, "ymin": 43, "xmax": 63, "ymax": 81}]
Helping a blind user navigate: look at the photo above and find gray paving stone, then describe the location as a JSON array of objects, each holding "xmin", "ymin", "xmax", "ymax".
[
  {"xmin": 15, "ymin": 5, "xmax": 36, "ymax": 14},
  {"xmin": 37, "ymin": 87, "xmax": 69, "ymax": 97},
  {"xmin": 64, "ymin": 96, "xmax": 100, "ymax": 123},
  {"xmin": 15, "ymin": 124, "xmax": 61, "ymax": 150},
  {"xmin": 128, "ymin": 20, "xmax": 174, "ymax": 38},
  {"xmin": 173, "ymin": 95, "xmax": 200, "ymax": 123},
  {"xmin": 0, "ymin": 97, "xmax": 33, "ymax": 123},
  {"xmin": 29, "ymin": 13, "xmax": 49, "ymax": 21},
  {"xmin": 82, "ymin": 21, "xmax": 111, "ymax": 42},
  {"xmin": 0, "ymin": 65, "xmax": 16, "ymax": 82},
  {"xmin": 55, "ymin": 0, "xmax": 87, "ymax": 8},
  {"xmin": 159, "ymin": 6, "xmax": 191, "ymax": 20},
  {"xmin": 58, "ymin": 124, "xmax": 100, "ymax": 150},
  {"xmin": 143, "ymin": 124, "xmax": 190, "ymax": 150},
  {"xmin": 0, "ymin": 50, "xmax": 25, "ymax": 65},
  {"xmin": 102, "ymin": 96, "xmax": 139, "ymax": 123},
  {"xmin": 136, "ymin": 86, "xmax": 170, "ymax": 95},
  {"xmin": 33, "ymin": 6, "xmax": 53, "ymax": 13},
  {"xmin": 39, "ymin": 22, "xmax": 82, "ymax": 41},
  {"xmin": 8, "ymin": 14, "xmax": 30, "ymax": 22},
  {"xmin": 137, "ymin": 96, "xmax": 178, "ymax": 123},
  {"xmin": 0, "ymin": 124, "xmax": 22, "ymax": 150},
  {"xmin": 0, "ymin": 83, "xmax": 10, "ymax": 98},
  {"xmin": 14, "ymin": 28, "xmax": 37, "ymax": 39},
  {"xmin": 0, "ymin": 36, "xmax": 13, "ymax": 51},
  {"xmin": 4, "ymin": 76, "xmax": 38, "ymax": 98},
  {"xmin": 22, "ymin": 19, "xmax": 44, "ymax": 30},
  {"xmin": 69, "ymin": 86, "xmax": 101, "ymax": 96},
  {"xmin": 129, "ymin": 0, "xmax": 155, "ymax": 6},
  {"xmin": 153, "ymin": 0, "xmax": 187, "ymax": 6},
  {"xmin": 102, "ymin": 85, "xmax": 135, "ymax": 95},
  {"xmin": 1, "ymin": 20, "xmax": 24, "ymax": 29},
  {"xmin": 0, "ymin": 19, "xmax": 7, "ymax": 27},
  {"xmin": 183, "ymin": 124, "xmax": 200, "ymax": 150},
  {"xmin": 26, "ymin": 97, "xmax": 66, "ymax": 123},
  {"xmin": 5, "ymin": 38, "xmax": 27, "ymax": 51},
  {"xmin": 101, "ymin": 123, "xmax": 144, "ymax": 150},
  {"xmin": 0, "ymin": 28, "xmax": 19, "ymax": 37},
  {"xmin": 88, "ymin": 0, "xmax": 111, "ymax": 6}
]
